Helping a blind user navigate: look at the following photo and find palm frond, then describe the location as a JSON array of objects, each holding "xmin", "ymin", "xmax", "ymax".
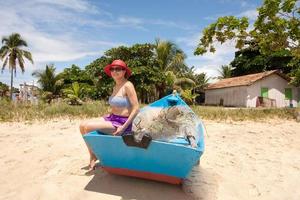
[
  {"xmin": 154, "ymin": 39, "xmax": 185, "ymax": 72},
  {"xmin": 32, "ymin": 64, "xmax": 59, "ymax": 93},
  {"xmin": 1, "ymin": 37, "xmax": 8, "ymax": 44},
  {"xmin": 174, "ymin": 78, "xmax": 196, "ymax": 86},
  {"xmin": 9, "ymin": 52, "xmax": 16, "ymax": 70},
  {"xmin": 63, "ymin": 82, "xmax": 84, "ymax": 98},
  {"xmin": 2, "ymin": 57, "xmax": 8, "ymax": 72},
  {"xmin": 218, "ymin": 65, "xmax": 232, "ymax": 79},
  {"xmin": 18, "ymin": 39, "xmax": 28, "ymax": 47},
  {"xmin": 167, "ymin": 52, "xmax": 185, "ymax": 71},
  {"xmin": 17, "ymin": 56, "xmax": 25, "ymax": 73},
  {"xmin": 22, "ymin": 50, "xmax": 33, "ymax": 64},
  {"xmin": 63, "ymin": 88, "xmax": 74, "ymax": 95},
  {"xmin": 0, "ymin": 46, "xmax": 9, "ymax": 60}
]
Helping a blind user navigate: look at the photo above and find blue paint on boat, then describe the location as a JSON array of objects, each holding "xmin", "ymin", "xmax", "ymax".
[{"xmin": 83, "ymin": 93, "xmax": 205, "ymax": 182}]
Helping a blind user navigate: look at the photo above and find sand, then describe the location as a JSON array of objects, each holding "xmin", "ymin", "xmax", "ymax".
[{"xmin": 0, "ymin": 118, "xmax": 299, "ymax": 200}]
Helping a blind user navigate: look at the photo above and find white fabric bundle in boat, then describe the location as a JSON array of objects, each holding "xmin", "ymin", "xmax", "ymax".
[{"xmin": 132, "ymin": 105, "xmax": 198, "ymax": 145}]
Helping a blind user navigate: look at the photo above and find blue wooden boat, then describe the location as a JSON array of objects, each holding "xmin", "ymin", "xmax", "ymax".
[{"xmin": 83, "ymin": 93, "xmax": 205, "ymax": 184}]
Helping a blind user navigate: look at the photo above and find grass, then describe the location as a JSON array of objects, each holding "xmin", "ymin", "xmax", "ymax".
[
  {"xmin": 0, "ymin": 100, "xmax": 109, "ymax": 122},
  {"xmin": 0, "ymin": 99, "xmax": 299, "ymax": 122},
  {"xmin": 192, "ymin": 105, "xmax": 299, "ymax": 121}
]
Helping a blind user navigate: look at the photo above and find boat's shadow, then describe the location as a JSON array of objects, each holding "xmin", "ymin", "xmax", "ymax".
[
  {"xmin": 84, "ymin": 168, "xmax": 193, "ymax": 200},
  {"xmin": 84, "ymin": 166, "xmax": 218, "ymax": 200}
]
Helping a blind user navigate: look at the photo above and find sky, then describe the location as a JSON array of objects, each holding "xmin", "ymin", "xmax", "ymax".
[{"xmin": 0, "ymin": 0, "xmax": 262, "ymax": 87}]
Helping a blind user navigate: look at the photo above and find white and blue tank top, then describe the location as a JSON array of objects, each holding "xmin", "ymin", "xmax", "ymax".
[{"xmin": 108, "ymin": 84, "xmax": 131, "ymax": 108}]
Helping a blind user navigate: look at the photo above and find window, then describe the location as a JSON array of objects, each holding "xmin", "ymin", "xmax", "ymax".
[
  {"xmin": 261, "ymin": 87, "xmax": 268, "ymax": 98},
  {"xmin": 285, "ymin": 88, "xmax": 292, "ymax": 100}
]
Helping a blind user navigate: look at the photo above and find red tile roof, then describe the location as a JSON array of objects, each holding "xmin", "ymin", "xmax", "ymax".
[{"xmin": 206, "ymin": 70, "xmax": 289, "ymax": 90}]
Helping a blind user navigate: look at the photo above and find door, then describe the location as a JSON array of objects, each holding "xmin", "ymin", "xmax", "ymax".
[{"xmin": 261, "ymin": 87, "xmax": 268, "ymax": 98}]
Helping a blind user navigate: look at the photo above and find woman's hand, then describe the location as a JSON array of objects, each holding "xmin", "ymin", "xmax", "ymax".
[{"xmin": 113, "ymin": 126, "xmax": 126, "ymax": 136}]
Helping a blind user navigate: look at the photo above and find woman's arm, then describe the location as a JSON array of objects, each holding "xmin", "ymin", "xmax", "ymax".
[{"xmin": 113, "ymin": 81, "xmax": 139, "ymax": 135}]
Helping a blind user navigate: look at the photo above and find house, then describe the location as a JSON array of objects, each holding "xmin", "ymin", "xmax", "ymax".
[
  {"xmin": 18, "ymin": 82, "xmax": 39, "ymax": 104},
  {"xmin": 205, "ymin": 70, "xmax": 299, "ymax": 108}
]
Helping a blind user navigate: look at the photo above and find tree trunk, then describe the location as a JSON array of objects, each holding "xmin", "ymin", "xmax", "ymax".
[
  {"xmin": 10, "ymin": 67, "xmax": 13, "ymax": 101},
  {"xmin": 158, "ymin": 82, "xmax": 166, "ymax": 99}
]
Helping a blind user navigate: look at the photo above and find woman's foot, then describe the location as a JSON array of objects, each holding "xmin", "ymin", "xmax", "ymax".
[{"xmin": 89, "ymin": 156, "xmax": 98, "ymax": 170}]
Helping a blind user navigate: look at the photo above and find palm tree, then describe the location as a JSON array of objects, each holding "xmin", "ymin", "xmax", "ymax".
[
  {"xmin": 154, "ymin": 39, "xmax": 187, "ymax": 97},
  {"xmin": 218, "ymin": 65, "xmax": 232, "ymax": 79},
  {"xmin": 0, "ymin": 33, "xmax": 33, "ymax": 100},
  {"xmin": 165, "ymin": 70, "xmax": 195, "ymax": 91},
  {"xmin": 32, "ymin": 64, "xmax": 63, "ymax": 103},
  {"xmin": 63, "ymin": 82, "xmax": 84, "ymax": 105},
  {"xmin": 193, "ymin": 72, "xmax": 210, "ymax": 92},
  {"xmin": 154, "ymin": 38, "xmax": 186, "ymax": 72}
]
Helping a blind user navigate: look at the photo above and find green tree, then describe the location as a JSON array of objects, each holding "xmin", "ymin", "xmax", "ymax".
[
  {"xmin": 84, "ymin": 41, "xmax": 196, "ymax": 102},
  {"xmin": 32, "ymin": 64, "xmax": 63, "ymax": 103},
  {"xmin": 62, "ymin": 82, "xmax": 84, "ymax": 105},
  {"xmin": 85, "ymin": 56, "xmax": 114, "ymax": 100},
  {"xmin": 193, "ymin": 72, "xmax": 210, "ymax": 92},
  {"xmin": 58, "ymin": 64, "xmax": 93, "ymax": 85},
  {"xmin": 154, "ymin": 39, "xmax": 187, "ymax": 73},
  {"xmin": 165, "ymin": 70, "xmax": 195, "ymax": 92},
  {"xmin": 194, "ymin": 0, "xmax": 299, "ymax": 57},
  {"xmin": 253, "ymin": 0, "xmax": 300, "ymax": 57},
  {"xmin": 57, "ymin": 64, "xmax": 95, "ymax": 100},
  {"xmin": 0, "ymin": 81, "xmax": 9, "ymax": 97},
  {"xmin": 180, "ymin": 89, "xmax": 198, "ymax": 105},
  {"xmin": 85, "ymin": 44, "xmax": 160, "ymax": 103},
  {"xmin": 230, "ymin": 41, "xmax": 295, "ymax": 76},
  {"xmin": 218, "ymin": 65, "xmax": 232, "ymax": 79},
  {"xmin": 175, "ymin": 66, "xmax": 210, "ymax": 104},
  {"xmin": 179, "ymin": 66, "xmax": 210, "ymax": 92},
  {"xmin": 154, "ymin": 39, "xmax": 188, "ymax": 97},
  {"xmin": 194, "ymin": 0, "xmax": 300, "ymax": 84},
  {"xmin": 0, "ymin": 33, "xmax": 33, "ymax": 100}
]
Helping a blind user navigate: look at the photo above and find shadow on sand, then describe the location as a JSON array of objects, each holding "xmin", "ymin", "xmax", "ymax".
[
  {"xmin": 84, "ymin": 168, "xmax": 194, "ymax": 200},
  {"xmin": 84, "ymin": 166, "xmax": 218, "ymax": 200},
  {"xmin": 182, "ymin": 167, "xmax": 219, "ymax": 200}
]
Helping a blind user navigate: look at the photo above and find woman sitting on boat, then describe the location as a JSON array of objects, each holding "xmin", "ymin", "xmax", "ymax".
[{"xmin": 79, "ymin": 59, "xmax": 139, "ymax": 170}]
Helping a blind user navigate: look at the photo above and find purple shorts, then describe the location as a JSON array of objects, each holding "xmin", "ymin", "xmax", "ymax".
[{"xmin": 104, "ymin": 114, "xmax": 132, "ymax": 135}]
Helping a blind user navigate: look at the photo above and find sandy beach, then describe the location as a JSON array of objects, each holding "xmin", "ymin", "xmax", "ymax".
[{"xmin": 0, "ymin": 118, "xmax": 299, "ymax": 200}]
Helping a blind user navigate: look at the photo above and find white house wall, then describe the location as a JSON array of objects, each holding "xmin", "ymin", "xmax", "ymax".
[
  {"xmin": 247, "ymin": 74, "xmax": 299, "ymax": 107},
  {"xmin": 205, "ymin": 86, "xmax": 248, "ymax": 107}
]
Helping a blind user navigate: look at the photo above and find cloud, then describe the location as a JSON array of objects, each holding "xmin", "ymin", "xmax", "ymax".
[
  {"xmin": 176, "ymin": 33, "xmax": 202, "ymax": 48},
  {"xmin": 177, "ymin": 34, "xmax": 237, "ymax": 79},
  {"xmin": 0, "ymin": 0, "xmax": 120, "ymax": 87},
  {"xmin": 117, "ymin": 16, "xmax": 148, "ymax": 31},
  {"xmin": 177, "ymin": 8, "xmax": 258, "ymax": 80},
  {"xmin": 117, "ymin": 16, "xmax": 197, "ymax": 31},
  {"xmin": 118, "ymin": 16, "xmax": 144, "ymax": 26},
  {"xmin": 218, "ymin": 0, "xmax": 253, "ymax": 8},
  {"xmin": 0, "ymin": 1, "xmax": 119, "ymax": 67},
  {"xmin": 203, "ymin": 12, "xmax": 233, "ymax": 21},
  {"xmin": 237, "ymin": 9, "xmax": 258, "ymax": 21},
  {"xmin": 34, "ymin": 0, "xmax": 96, "ymax": 12},
  {"xmin": 149, "ymin": 19, "xmax": 197, "ymax": 31},
  {"xmin": 204, "ymin": 8, "xmax": 258, "ymax": 21}
]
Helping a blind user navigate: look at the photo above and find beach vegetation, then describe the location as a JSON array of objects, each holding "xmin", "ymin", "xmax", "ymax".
[
  {"xmin": 0, "ymin": 99, "xmax": 299, "ymax": 122},
  {"xmin": 32, "ymin": 64, "xmax": 63, "ymax": 103}
]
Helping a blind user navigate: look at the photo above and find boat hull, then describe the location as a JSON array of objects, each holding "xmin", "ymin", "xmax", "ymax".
[
  {"xmin": 83, "ymin": 93, "xmax": 205, "ymax": 184},
  {"xmin": 103, "ymin": 166, "xmax": 182, "ymax": 184}
]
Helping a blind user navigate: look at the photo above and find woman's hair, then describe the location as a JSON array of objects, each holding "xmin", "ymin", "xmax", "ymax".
[{"xmin": 124, "ymin": 71, "xmax": 130, "ymax": 79}]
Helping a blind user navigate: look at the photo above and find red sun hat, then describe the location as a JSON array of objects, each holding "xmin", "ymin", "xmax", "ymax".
[{"xmin": 104, "ymin": 59, "xmax": 131, "ymax": 77}]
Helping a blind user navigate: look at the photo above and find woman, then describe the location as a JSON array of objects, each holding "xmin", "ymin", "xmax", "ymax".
[{"xmin": 80, "ymin": 59, "xmax": 139, "ymax": 170}]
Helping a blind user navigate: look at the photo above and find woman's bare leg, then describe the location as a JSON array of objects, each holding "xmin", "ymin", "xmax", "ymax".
[{"xmin": 79, "ymin": 118, "xmax": 116, "ymax": 170}]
